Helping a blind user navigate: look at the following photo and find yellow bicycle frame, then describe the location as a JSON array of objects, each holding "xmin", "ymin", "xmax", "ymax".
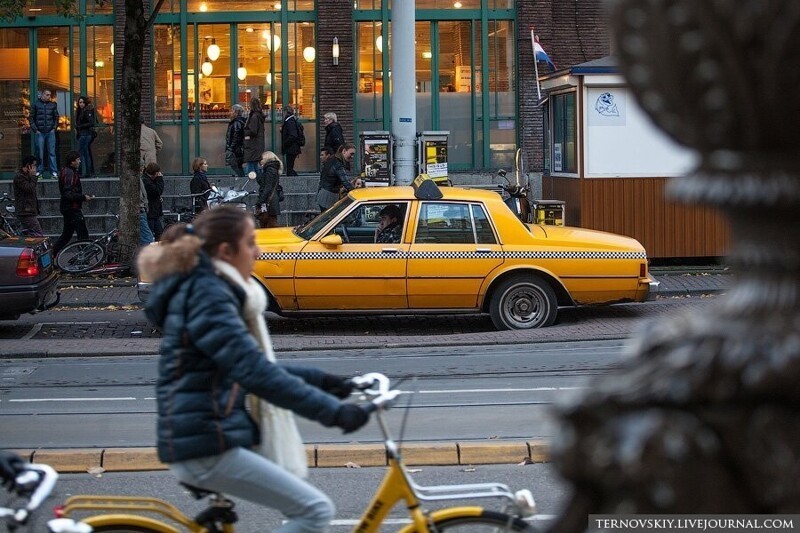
[
  {"xmin": 59, "ymin": 494, "xmax": 235, "ymax": 532},
  {"xmin": 353, "ymin": 457, "xmax": 486, "ymax": 533}
]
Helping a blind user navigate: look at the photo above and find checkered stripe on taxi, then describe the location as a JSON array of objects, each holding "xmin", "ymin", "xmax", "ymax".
[{"xmin": 257, "ymin": 250, "xmax": 646, "ymax": 260}]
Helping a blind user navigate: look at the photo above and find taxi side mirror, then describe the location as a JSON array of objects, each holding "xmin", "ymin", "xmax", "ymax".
[{"xmin": 320, "ymin": 234, "xmax": 343, "ymax": 247}]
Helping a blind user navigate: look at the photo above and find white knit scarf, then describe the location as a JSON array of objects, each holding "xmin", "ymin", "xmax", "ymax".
[{"xmin": 212, "ymin": 259, "xmax": 308, "ymax": 478}]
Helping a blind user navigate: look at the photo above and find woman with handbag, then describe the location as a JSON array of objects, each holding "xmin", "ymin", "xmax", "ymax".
[
  {"xmin": 137, "ymin": 206, "xmax": 371, "ymax": 532},
  {"xmin": 256, "ymin": 151, "xmax": 283, "ymax": 228}
]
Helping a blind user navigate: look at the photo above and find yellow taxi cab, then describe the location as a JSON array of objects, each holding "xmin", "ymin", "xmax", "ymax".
[{"xmin": 251, "ymin": 178, "xmax": 657, "ymax": 330}]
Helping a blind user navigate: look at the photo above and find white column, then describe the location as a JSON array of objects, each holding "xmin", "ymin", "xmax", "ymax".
[{"xmin": 391, "ymin": 0, "xmax": 417, "ymax": 185}]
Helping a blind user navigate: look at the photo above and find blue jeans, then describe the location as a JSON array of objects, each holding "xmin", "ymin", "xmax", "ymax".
[
  {"xmin": 78, "ymin": 133, "xmax": 95, "ymax": 177},
  {"xmin": 244, "ymin": 161, "xmax": 261, "ymax": 179},
  {"xmin": 170, "ymin": 447, "xmax": 334, "ymax": 533},
  {"xmin": 35, "ymin": 130, "xmax": 57, "ymax": 175},
  {"xmin": 139, "ymin": 212, "xmax": 154, "ymax": 245}
]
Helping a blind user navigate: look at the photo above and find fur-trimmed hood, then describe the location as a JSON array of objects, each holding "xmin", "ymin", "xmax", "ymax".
[{"xmin": 137, "ymin": 236, "xmax": 201, "ymax": 283}]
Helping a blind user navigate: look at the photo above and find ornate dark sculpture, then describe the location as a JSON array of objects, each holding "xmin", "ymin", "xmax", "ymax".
[{"xmin": 550, "ymin": 2, "xmax": 800, "ymax": 530}]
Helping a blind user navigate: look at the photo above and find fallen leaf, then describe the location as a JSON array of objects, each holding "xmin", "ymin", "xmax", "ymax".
[
  {"xmin": 518, "ymin": 457, "xmax": 534, "ymax": 465},
  {"xmin": 462, "ymin": 467, "xmax": 477, "ymax": 472},
  {"xmin": 87, "ymin": 466, "xmax": 105, "ymax": 475},
  {"xmin": 407, "ymin": 468, "xmax": 422, "ymax": 473},
  {"xmin": 488, "ymin": 435, "xmax": 499, "ymax": 439},
  {"xmin": 344, "ymin": 462, "xmax": 361, "ymax": 468}
]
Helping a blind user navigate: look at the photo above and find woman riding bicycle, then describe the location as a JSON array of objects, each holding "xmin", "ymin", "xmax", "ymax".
[{"xmin": 137, "ymin": 206, "xmax": 370, "ymax": 532}]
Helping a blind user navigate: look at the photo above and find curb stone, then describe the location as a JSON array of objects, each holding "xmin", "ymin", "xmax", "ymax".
[{"xmin": 11, "ymin": 441, "xmax": 551, "ymax": 473}]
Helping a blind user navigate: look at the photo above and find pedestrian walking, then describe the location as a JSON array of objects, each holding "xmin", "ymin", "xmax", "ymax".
[
  {"xmin": 322, "ymin": 112, "xmax": 345, "ymax": 154},
  {"xmin": 243, "ymin": 98, "xmax": 265, "ymax": 178},
  {"xmin": 225, "ymin": 104, "xmax": 247, "ymax": 177},
  {"xmin": 12, "ymin": 155, "xmax": 43, "ymax": 236},
  {"xmin": 75, "ymin": 96, "xmax": 97, "ymax": 178},
  {"xmin": 316, "ymin": 146, "xmax": 352, "ymax": 212},
  {"xmin": 137, "ymin": 206, "xmax": 369, "ymax": 532},
  {"xmin": 335, "ymin": 142, "xmax": 357, "ymax": 173},
  {"xmin": 53, "ymin": 151, "xmax": 93, "ymax": 256},
  {"xmin": 140, "ymin": 119, "xmax": 163, "ymax": 167},
  {"xmin": 139, "ymin": 176, "xmax": 154, "ymax": 246},
  {"xmin": 142, "ymin": 162, "xmax": 165, "ymax": 241},
  {"xmin": 256, "ymin": 151, "xmax": 282, "ymax": 228},
  {"xmin": 280, "ymin": 105, "xmax": 303, "ymax": 176},
  {"xmin": 190, "ymin": 157, "xmax": 215, "ymax": 212},
  {"xmin": 29, "ymin": 88, "xmax": 60, "ymax": 178}
]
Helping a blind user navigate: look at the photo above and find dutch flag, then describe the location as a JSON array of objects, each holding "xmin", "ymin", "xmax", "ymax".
[{"xmin": 532, "ymin": 31, "xmax": 556, "ymax": 71}]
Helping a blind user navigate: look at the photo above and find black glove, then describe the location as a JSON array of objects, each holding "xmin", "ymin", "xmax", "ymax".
[
  {"xmin": 334, "ymin": 404, "xmax": 370, "ymax": 434},
  {"xmin": 0, "ymin": 451, "xmax": 25, "ymax": 490},
  {"xmin": 321, "ymin": 374, "xmax": 355, "ymax": 399}
]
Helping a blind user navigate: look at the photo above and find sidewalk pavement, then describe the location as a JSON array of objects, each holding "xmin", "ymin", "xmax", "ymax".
[{"xmin": 2, "ymin": 268, "xmax": 730, "ymax": 469}]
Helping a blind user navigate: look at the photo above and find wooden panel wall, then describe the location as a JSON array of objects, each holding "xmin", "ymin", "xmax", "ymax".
[{"xmin": 543, "ymin": 176, "xmax": 730, "ymax": 258}]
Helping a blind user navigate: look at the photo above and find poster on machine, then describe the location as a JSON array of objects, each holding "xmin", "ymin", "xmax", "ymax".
[
  {"xmin": 362, "ymin": 137, "xmax": 391, "ymax": 185},
  {"xmin": 425, "ymin": 139, "xmax": 448, "ymax": 179}
]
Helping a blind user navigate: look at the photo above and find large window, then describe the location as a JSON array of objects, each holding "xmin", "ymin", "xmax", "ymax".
[
  {"xmin": 0, "ymin": 28, "xmax": 32, "ymax": 172},
  {"xmin": 550, "ymin": 91, "xmax": 577, "ymax": 174}
]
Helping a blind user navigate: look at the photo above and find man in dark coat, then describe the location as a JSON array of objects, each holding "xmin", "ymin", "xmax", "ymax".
[
  {"xmin": 53, "ymin": 151, "xmax": 92, "ymax": 256},
  {"xmin": 29, "ymin": 88, "xmax": 60, "ymax": 178},
  {"xmin": 225, "ymin": 104, "xmax": 246, "ymax": 177},
  {"xmin": 142, "ymin": 162, "xmax": 165, "ymax": 241},
  {"xmin": 243, "ymin": 98, "xmax": 265, "ymax": 178},
  {"xmin": 280, "ymin": 105, "xmax": 302, "ymax": 177},
  {"xmin": 12, "ymin": 155, "xmax": 43, "ymax": 236},
  {"xmin": 323, "ymin": 112, "xmax": 345, "ymax": 154}
]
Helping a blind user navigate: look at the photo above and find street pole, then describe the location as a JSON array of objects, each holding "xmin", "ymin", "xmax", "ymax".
[{"xmin": 391, "ymin": 0, "xmax": 417, "ymax": 185}]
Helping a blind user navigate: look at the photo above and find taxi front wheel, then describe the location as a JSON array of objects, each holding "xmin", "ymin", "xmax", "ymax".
[{"xmin": 489, "ymin": 275, "xmax": 557, "ymax": 330}]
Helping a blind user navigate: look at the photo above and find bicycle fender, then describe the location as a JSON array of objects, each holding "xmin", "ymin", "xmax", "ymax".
[
  {"xmin": 81, "ymin": 513, "xmax": 181, "ymax": 533},
  {"xmin": 396, "ymin": 506, "xmax": 484, "ymax": 533}
]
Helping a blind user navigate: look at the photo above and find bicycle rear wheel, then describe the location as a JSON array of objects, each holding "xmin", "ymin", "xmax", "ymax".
[
  {"xmin": 91, "ymin": 527, "xmax": 163, "ymax": 533},
  {"xmin": 56, "ymin": 241, "xmax": 105, "ymax": 273},
  {"xmin": 411, "ymin": 510, "xmax": 537, "ymax": 532}
]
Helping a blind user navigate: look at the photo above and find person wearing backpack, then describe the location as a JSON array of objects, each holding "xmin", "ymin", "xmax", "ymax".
[{"xmin": 280, "ymin": 105, "xmax": 303, "ymax": 176}]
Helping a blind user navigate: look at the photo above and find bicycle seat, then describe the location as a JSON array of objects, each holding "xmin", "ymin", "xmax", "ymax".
[{"xmin": 179, "ymin": 482, "xmax": 217, "ymax": 500}]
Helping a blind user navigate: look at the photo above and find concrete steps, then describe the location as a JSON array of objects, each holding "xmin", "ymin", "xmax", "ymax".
[{"xmin": 2, "ymin": 171, "xmax": 524, "ymax": 238}]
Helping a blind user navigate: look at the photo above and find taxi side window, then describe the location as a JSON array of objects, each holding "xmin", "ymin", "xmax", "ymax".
[
  {"xmin": 472, "ymin": 204, "xmax": 497, "ymax": 244},
  {"xmin": 415, "ymin": 202, "xmax": 474, "ymax": 244}
]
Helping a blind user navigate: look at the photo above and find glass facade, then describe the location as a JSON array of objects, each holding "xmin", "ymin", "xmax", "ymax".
[{"xmin": 0, "ymin": 0, "xmax": 517, "ymax": 176}]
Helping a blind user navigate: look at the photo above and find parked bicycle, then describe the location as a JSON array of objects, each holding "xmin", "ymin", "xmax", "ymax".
[
  {"xmin": 47, "ymin": 373, "xmax": 538, "ymax": 532},
  {"xmin": 54, "ymin": 215, "xmax": 134, "ymax": 275},
  {"xmin": 1, "ymin": 192, "xmax": 40, "ymax": 237}
]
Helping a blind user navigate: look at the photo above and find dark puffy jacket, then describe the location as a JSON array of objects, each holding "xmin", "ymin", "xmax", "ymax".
[
  {"xmin": 319, "ymin": 157, "xmax": 352, "ymax": 194},
  {"xmin": 141, "ymin": 250, "xmax": 340, "ymax": 463},
  {"xmin": 190, "ymin": 171, "xmax": 212, "ymax": 211},
  {"xmin": 58, "ymin": 166, "xmax": 84, "ymax": 213},
  {"xmin": 75, "ymin": 105, "xmax": 96, "ymax": 137},
  {"xmin": 324, "ymin": 122, "xmax": 345, "ymax": 154},
  {"xmin": 257, "ymin": 160, "xmax": 282, "ymax": 216},
  {"xmin": 243, "ymin": 111, "xmax": 265, "ymax": 163},
  {"xmin": 13, "ymin": 170, "xmax": 39, "ymax": 216},
  {"xmin": 281, "ymin": 115, "xmax": 302, "ymax": 156},
  {"xmin": 30, "ymin": 99, "xmax": 60, "ymax": 134},
  {"xmin": 225, "ymin": 116, "xmax": 246, "ymax": 159}
]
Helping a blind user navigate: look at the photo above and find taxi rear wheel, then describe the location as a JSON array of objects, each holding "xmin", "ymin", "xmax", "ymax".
[{"xmin": 489, "ymin": 275, "xmax": 557, "ymax": 330}]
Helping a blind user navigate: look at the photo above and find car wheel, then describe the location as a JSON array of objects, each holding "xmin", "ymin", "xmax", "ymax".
[{"xmin": 489, "ymin": 274, "xmax": 557, "ymax": 330}]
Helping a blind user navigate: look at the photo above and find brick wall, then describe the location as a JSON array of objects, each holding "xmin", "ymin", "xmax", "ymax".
[
  {"xmin": 317, "ymin": 0, "xmax": 355, "ymax": 149},
  {"xmin": 517, "ymin": 0, "xmax": 610, "ymax": 173}
]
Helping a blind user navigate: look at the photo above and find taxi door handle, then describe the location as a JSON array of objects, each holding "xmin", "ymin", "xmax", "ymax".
[
  {"xmin": 476, "ymin": 248, "xmax": 492, "ymax": 253},
  {"xmin": 382, "ymin": 248, "xmax": 399, "ymax": 254}
]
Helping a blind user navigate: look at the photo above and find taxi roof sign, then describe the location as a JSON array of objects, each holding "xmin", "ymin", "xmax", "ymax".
[{"xmin": 412, "ymin": 174, "xmax": 444, "ymax": 200}]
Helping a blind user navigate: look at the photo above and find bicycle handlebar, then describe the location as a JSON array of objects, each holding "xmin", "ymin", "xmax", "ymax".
[
  {"xmin": 0, "ymin": 463, "xmax": 59, "ymax": 527},
  {"xmin": 351, "ymin": 373, "xmax": 402, "ymax": 411}
]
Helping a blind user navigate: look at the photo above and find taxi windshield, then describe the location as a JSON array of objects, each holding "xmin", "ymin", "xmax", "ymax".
[{"xmin": 294, "ymin": 196, "xmax": 354, "ymax": 240}]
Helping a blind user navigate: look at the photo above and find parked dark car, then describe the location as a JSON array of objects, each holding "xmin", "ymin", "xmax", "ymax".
[{"xmin": 0, "ymin": 229, "xmax": 60, "ymax": 319}]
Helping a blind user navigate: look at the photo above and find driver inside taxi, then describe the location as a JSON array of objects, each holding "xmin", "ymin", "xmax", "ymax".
[{"xmin": 374, "ymin": 204, "xmax": 403, "ymax": 244}]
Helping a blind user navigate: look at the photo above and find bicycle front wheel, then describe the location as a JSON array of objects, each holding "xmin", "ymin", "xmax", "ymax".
[
  {"xmin": 408, "ymin": 510, "xmax": 538, "ymax": 532},
  {"xmin": 56, "ymin": 241, "xmax": 105, "ymax": 273},
  {"xmin": 90, "ymin": 527, "xmax": 164, "ymax": 533}
]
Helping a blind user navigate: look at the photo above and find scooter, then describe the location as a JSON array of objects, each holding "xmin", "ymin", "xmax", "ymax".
[
  {"xmin": 207, "ymin": 174, "xmax": 257, "ymax": 210},
  {"xmin": 497, "ymin": 149, "xmax": 531, "ymax": 223}
]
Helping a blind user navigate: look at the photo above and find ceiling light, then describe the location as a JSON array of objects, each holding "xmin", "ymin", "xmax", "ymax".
[
  {"xmin": 262, "ymin": 29, "xmax": 269, "ymax": 39},
  {"xmin": 266, "ymin": 33, "xmax": 281, "ymax": 51},
  {"xmin": 199, "ymin": 2, "xmax": 208, "ymax": 11},
  {"xmin": 422, "ymin": 51, "xmax": 432, "ymax": 59},
  {"xmin": 94, "ymin": 60, "xmax": 105, "ymax": 67},
  {"xmin": 266, "ymin": 72, "xmax": 272, "ymax": 85},
  {"xmin": 376, "ymin": 35, "xmax": 382, "ymax": 53},
  {"xmin": 273, "ymin": 2, "xmax": 281, "ymax": 9},
  {"xmin": 246, "ymin": 26, "xmax": 254, "ymax": 33},
  {"xmin": 237, "ymin": 64, "xmax": 247, "ymax": 81},
  {"xmin": 110, "ymin": 43, "xmax": 114, "ymax": 55},
  {"xmin": 454, "ymin": 0, "xmax": 462, "ymax": 7},
  {"xmin": 207, "ymin": 38, "xmax": 220, "ymax": 61},
  {"xmin": 303, "ymin": 46, "xmax": 316, "ymax": 63}
]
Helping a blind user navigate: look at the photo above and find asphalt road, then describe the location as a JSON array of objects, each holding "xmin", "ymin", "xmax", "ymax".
[{"xmin": 0, "ymin": 340, "xmax": 626, "ymax": 449}]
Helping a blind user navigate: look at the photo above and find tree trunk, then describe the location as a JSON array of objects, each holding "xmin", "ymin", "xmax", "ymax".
[{"xmin": 116, "ymin": 0, "xmax": 148, "ymax": 252}]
